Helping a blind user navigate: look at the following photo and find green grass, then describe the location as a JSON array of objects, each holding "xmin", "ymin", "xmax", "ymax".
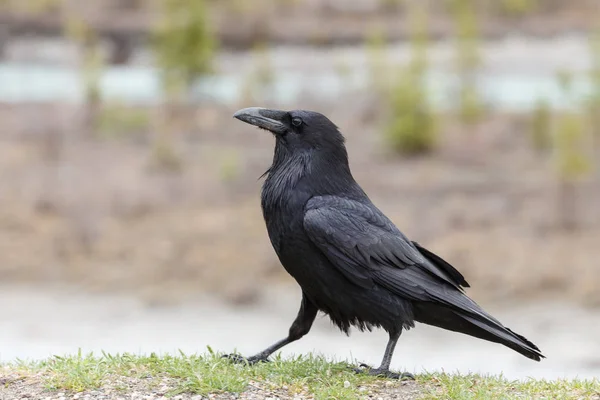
[{"xmin": 3, "ymin": 350, "xmax": 599, "ymax": 399}]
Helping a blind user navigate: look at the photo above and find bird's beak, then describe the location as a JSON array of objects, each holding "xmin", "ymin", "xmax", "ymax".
[{"xmin": 233, "ymin": 107, "xmax": 288, "ymax": 135}]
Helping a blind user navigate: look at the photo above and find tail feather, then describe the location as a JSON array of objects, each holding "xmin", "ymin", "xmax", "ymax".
[
  {"xmin": 414, "ymin": 303, "xmax": 545, "ymax": 361},
  {"xmin": 460, "ymin": 313, "xmax": 544, "ymax": 361}
]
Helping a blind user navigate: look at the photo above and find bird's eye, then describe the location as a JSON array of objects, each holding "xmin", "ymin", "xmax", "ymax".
[{"xmin": 292, "ymin": 117, "xmax": 303, "ymax": 127}]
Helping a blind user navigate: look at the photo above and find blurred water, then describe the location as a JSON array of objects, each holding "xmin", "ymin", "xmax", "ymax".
[
  {"xmin": 0, "ymin": 63, "xmax": 592, "ymax": 110},
  {"xmin": 2, "ymin": 285, "xmax": 600, "ymax": 381},
  {"xmin": 0, "ymin": 34, "xmax": 596, "ymax": 110}
]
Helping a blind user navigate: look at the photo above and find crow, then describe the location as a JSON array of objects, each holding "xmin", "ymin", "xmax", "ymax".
[{"xmin": 226, "ymin": 107, "xmax": 545, "ymax": 379}]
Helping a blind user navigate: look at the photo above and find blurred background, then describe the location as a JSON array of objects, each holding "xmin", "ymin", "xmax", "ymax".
[{"xmin": 1, "ymin": 0, "xmax": 599, "ymax": 380}]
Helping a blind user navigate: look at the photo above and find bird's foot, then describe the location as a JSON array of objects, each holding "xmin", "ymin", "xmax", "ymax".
[
  {"xmin": 222, "ymin": 353, "xmax": 270, "ymax": 365},
  {"xmin": 353, "ymin": 363, "xmax": 414, "ymax": 380}
]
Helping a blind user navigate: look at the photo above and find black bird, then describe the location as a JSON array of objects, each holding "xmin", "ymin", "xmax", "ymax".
[{"xmin": 227, "ymin": 107, "xmax": 544, "ymax": 378}]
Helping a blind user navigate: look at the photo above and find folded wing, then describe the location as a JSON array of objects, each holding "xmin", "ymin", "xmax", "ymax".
[{"xmin": 303, "ymin": 195, "xmax": 469, "ymax": 293}]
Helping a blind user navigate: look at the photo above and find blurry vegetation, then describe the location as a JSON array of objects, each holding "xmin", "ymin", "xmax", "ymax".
[
  {"xmin": 554, "ymin": 112, "xmax": 590, "ymax": 231},
  {"xmin": 588, "ymin": 27, "xmax": 600, "ymax": 149},
  {"xmin": 3, "ymin": 0, "xmax": 62, "ymax": 14},
  {"xmin": 218, "ymin": 150, "xmax": 241, "ymax": 182},
  {"xmin": 62, "ymin": 9, "xmax": 151, "ymax": 141},
  {"xmin": 308, "ymin": 26, "xmax": 330, "ymax": 47},
  {"xmin": 525, "ymin": 65, "xmax": 595, "ymax": 230},
  {"xmin": 153, "ymin": 0, "xmax": 215, "ymax": 96},
  {"xmin": 555, "ymin": 113, "xmax": 590, "ymax": 182},
  {"xmin": 249, "ymin": 42, "xmax": 275, "ymax": 93},
  {"xmin": 381, "ymin": 0, "xmax": 404, "ymax": 12},
  {"xmin": 383, "ymin": 5, "xmax": 437, "ymax": 156},
  {"xmin": 552, "ymin": 71, "xmax": 592, "ymax": 230},
  {"xmin": 497, "ymin": 0, "xmax": 538, "ymax": 17},
  {"xmin": 239, "ymin": 42, "xmax": 275, "ymax": 104},
  {"xmin": 366, "ymin": 25, "xmax": 391, "ymax": 95},
  {"xmin": 556, "ymin": 69, "xmax": 573, "ymax": 93},
  {"xmin": 451, "ymin": 0, "xmax": 485, "ymax": 124},
  {"xmin": 96, "ymin": 103, "xmax": 151, "ymax": 139},
  {"xmin": 227, "ymin": 0, "xmax": 252, "ymax": 14},
  {"xmin": 384, "ymin": 73, "xmax": 437, "ymax": 155},
  {"xmin": 334, "ymin": 55, "xmax": 351, "ymax": 82},
  {"xmin": 64, "ymin": 14, "xmax": 104, "ymax": 136},
  {"xmin": 151, "ymin": 0, "xmax": 216, "ymax": 172},
  {"xmin": 458, "ymin": 85, "xmax": 485, "ymax": 125},
  {"xmin": 588, "ymin": 100, "xmax": 600, "ymax": 151},
  {"xmin": 81, "ymin": 39, "xmax": 103, "ymax": 120},
  {"xmin": 529, "ymin": 98, "xmax": 552, "ymax": 152},
  {"xmin": 149, "ymin": 130, "xmax": 184, "ymax": 173}
]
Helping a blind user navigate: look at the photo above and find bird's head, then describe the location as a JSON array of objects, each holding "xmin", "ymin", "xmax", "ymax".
[
  {"xmin": 234, "ymin": 107, "xmax": 359, "ymax": 195},
  {"xmin": 233, "ymin": 107, "xmax": 346, "ymax": 155}
]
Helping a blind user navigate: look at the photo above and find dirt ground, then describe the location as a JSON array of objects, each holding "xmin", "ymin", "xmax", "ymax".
[
  {"xmin": 0, "ymin": 370, "xmax": 424, "ymax": 400},
  {"xmin": 0, "ymin": 101, "xmax": 598, "ymax": 307}
]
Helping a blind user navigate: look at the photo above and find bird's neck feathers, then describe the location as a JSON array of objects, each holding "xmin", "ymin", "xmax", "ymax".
[{"xmin": 262, "ymin": 139, "xmax": 356, "ymax": 202}]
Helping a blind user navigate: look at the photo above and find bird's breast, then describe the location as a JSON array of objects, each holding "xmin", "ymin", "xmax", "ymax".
[{"xmin": 261, "ymin": 173, "xmax": 311, "ymax": 254}]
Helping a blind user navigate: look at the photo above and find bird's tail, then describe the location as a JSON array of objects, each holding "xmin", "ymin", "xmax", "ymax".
[{"xmin": 413, "ymin": 302, "xmax": 545, "ymax": 361}]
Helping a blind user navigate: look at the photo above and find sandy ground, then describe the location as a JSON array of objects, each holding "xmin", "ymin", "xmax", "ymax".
[{"xmin": 0, "ymin": 101, "xmax": 599, "ymax": 307}]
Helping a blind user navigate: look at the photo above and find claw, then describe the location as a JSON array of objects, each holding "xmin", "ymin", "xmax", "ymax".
[
  {"xmin": 222, "ymin": 353, "xmax": 270, "ymax": 365},
  {"xmin": 400, "ymin": 372, "xmax": 415, "ymax": 380},
  {"xmin": 352, "ymin": 363, "xmax": 414, "ymax": 380},
  {"xmin": 222, "ymin": 354, "xmax": 246, "ymax": 363}
]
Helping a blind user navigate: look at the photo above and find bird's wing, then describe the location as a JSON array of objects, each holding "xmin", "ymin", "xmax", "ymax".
[
  {"xmin": 303, "ymin": 196, "xmax": 469, "ymax": 294},
  {"xmin": 411, "ymin": 241, "xmax": 470, "ymax": 288},
  {"xmin": 304, "ymin": 196, "xmax": 542, "ymax": 358}
]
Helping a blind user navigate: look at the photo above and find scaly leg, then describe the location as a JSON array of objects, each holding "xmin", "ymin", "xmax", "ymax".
[
  {"xmin": 355, "ymin": 329, "xmax": 414, "ymax": 380},
  {"xmin": 224, "ymin": 292, "xmax": 318, "ymax": 364}
]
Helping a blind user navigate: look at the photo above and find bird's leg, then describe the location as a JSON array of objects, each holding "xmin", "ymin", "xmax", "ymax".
[
  {"xmin": 224, "ymin": 293, "xmax": 318, "ymax": 365},
  {"xmin": 354, "ymin": 329, "xmax": 414, "ymax": 380}
]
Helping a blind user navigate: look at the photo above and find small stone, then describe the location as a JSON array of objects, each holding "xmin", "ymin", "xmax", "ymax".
[
  {"xmin": 385, "ymin": 380, "xmax": 394, "ymax": 386},
  {"xmin": 358, "ymin": 386, "xmax": 367, "ymax": 393},
  {"xmin": 158, "ymin": 385, "xmax": 169, "ymax": 394},
  {"xmin": 343, "ymin": 380, "xmax": 351, "ymax": 388}
]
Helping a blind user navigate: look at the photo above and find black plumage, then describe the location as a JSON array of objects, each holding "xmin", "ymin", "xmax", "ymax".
[{"xmin": 226, "ymin": 107, "xmax": 544, "ymax": 378}]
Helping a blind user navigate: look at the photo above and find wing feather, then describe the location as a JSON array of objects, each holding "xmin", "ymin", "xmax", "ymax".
[{"xmin": 303, "ymin": 196, "xmax": 469, "ymax": 296}]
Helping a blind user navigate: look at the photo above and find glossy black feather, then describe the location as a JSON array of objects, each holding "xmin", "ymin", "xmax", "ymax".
[
  {"xmin": 258, "ymin": 109, "xmax": 544, "ymax": 361},
  {"xmin": 412, "ymin": 241, "xmax": 470, "ymax": 288}
]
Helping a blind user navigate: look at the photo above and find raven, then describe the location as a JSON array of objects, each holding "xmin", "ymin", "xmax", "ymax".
[{"xmin": 227, "ymin": 107, "xmax": 544, "ymax": 378}]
